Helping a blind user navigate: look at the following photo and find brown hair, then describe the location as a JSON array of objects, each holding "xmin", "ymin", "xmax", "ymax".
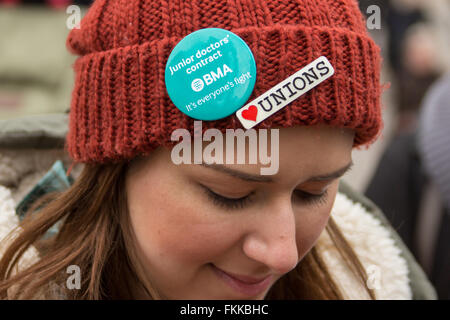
[{"xmin": 0, "ymin": 161, "xmax": 375, "ymax": 300}]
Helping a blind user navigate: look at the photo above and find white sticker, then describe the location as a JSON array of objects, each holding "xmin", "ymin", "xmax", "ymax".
[{"xmin": 235, "ymin": 56, "xmax": 335, "ymax": 129}]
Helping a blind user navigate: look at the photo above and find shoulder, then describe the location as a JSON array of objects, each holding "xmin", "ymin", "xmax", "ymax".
[
  {"xmin": 0, "ymin": 185, "xmax": 67, "ymax": 299},
  {"xmin": 315, "ymin": 181, "xmax": 437, "ymax": 300}
]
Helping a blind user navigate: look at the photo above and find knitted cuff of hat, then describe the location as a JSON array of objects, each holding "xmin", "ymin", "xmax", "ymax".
[{"xmin": 66, "ymin": 0, "xmax": 383, "ymax": 163}]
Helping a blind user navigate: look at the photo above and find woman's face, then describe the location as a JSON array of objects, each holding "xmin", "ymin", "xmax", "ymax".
[{"xmin": 125, "ymin": 125, "xmax": 354, "ymax": 299}]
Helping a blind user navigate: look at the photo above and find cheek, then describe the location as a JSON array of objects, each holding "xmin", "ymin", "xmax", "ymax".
[
  {"xmin": 127, "ymin": 173, "xmax": 240, "ymax": 271},
  {"xmin": 294, "ymin": 194, "xmax": 335, "ymax": 259}
]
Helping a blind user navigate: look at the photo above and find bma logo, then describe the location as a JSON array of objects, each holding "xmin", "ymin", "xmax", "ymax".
[
  {"xmin": 191, "ymin": 78, "xmax": 204, "ymax": 92},
  {"xmin": 191, "ymin": 64, "xmax": 233, "ymax": 92}
]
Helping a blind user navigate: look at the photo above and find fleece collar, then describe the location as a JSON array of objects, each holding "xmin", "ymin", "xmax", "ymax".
[{"xmin": 316, "ymin": 192, "xmax": 411, "ymax": 299}]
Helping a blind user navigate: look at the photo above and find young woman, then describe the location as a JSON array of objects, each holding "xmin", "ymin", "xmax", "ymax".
[{"xmin": 0, "ymin": 0, "xmax": 436, "ymax": 299}]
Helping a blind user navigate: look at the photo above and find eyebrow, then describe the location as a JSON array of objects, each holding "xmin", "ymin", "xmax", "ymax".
[
  {"xmin": 200, "ymin": 163, "xmax": 274, "ymax": 182},
  {"xmin": 306, "ymin": 161, "xmax": 353, "ymax": 182},
  {"xmin": 199, "ymin": 161, "xmax": 353, "ymax": 183}
]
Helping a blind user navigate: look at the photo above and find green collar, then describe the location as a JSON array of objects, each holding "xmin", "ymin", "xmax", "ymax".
[{"xmin": 15, "ymin": 160, "xmax": 74, "ymax": 239}]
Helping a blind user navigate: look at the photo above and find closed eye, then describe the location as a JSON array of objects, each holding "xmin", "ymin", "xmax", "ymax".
[
  {"xmin": 200, "ymin": 184, "xmax": 254, "ymax": 210},
  {"xmin": 292, "ymin": 189, "xmax": 329, "ymax": 206}
]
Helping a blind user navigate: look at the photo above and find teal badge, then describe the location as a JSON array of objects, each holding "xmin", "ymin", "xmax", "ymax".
[{"xmin": 165, "ymin": 28, "xmax": 257, "ymax": 121}]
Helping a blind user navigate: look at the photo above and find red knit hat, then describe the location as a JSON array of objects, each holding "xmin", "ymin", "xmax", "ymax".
[{"xmin": 65, "ymin": 0, "xmax": 382, "ymax": 163}]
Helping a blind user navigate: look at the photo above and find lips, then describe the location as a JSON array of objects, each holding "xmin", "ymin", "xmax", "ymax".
[
  {"xmin": 211, "ymin": 264, "xmax": 273, "ymax": 297},
  {"xmin": 219, "ymin": 268, "xmax": 270, "ymax": 284}
]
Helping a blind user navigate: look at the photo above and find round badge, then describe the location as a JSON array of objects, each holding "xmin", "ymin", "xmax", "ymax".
[{"xmin": 165, "ymin": 28, "xmax": 257, "ymax": 121}]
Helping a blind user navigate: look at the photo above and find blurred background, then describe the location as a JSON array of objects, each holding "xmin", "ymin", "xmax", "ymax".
[{"xmin": 0, "ymin": 0, "xmax": 449, "ymax": 298}]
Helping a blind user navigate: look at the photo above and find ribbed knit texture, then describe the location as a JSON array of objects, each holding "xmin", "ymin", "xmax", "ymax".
[{"xmin": 65, "ymin": 0, "xmax": 383, "ymax": 163}]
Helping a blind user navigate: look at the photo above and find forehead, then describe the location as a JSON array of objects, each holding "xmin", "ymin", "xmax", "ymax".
[
  {"xmin": 186, "ymin": 125, "xmax": 354, "ymax": 181},
  {"xmin": 277, "ymin": 125, "xmax": 354, "ymax": 148},
  {"xmin": 212, "ymin": 124, "xmax": 353, "ymax": 156},
  {"xmin": 280, "ymin": 126, "xmax": 353, "ymax": 173},
  {"xmin": 129, "ymin": 125, "xmax": 354, "ymax": 183}
]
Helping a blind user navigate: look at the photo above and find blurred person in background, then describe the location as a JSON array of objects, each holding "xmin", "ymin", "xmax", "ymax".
[
  {"xmin": 395, "ymin": 23, "xmax": 441, "ymax": 132},
  {"xmin": 347, "ymin": 0, "xmax": 447, "ymax": 193},
  {"xmin": 366, "ymin": 74, "xmax": 450, "ymax": 299},
  {"xmin": 365, "ymin": 0, "xmax": 450, "ymax": 299},
  {"xmin": 385, "ymin": 0, "xmax": 448, "ymax": 133}
]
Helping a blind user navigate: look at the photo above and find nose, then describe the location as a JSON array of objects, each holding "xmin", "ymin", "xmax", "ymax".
[{"xmin": 242, "ymin": 197, "xmax": 299, "ymax": 275}]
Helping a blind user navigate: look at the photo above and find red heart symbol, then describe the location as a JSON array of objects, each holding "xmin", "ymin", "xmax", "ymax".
[{"xmin": 241, "ymin": 105, "xmax": 258, "ymax": 121}]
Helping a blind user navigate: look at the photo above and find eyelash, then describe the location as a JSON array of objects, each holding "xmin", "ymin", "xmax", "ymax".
[
  {"xmin": 292, "ymin": 189, "xmax": 329, "ymax": 207},
  {"xmin": 202, "ymin": 186, "xmax": 254, "ymax": 210},
  {"xmin": 201, "ymin": 186, "xmax": 329, "ymax": 211}
]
